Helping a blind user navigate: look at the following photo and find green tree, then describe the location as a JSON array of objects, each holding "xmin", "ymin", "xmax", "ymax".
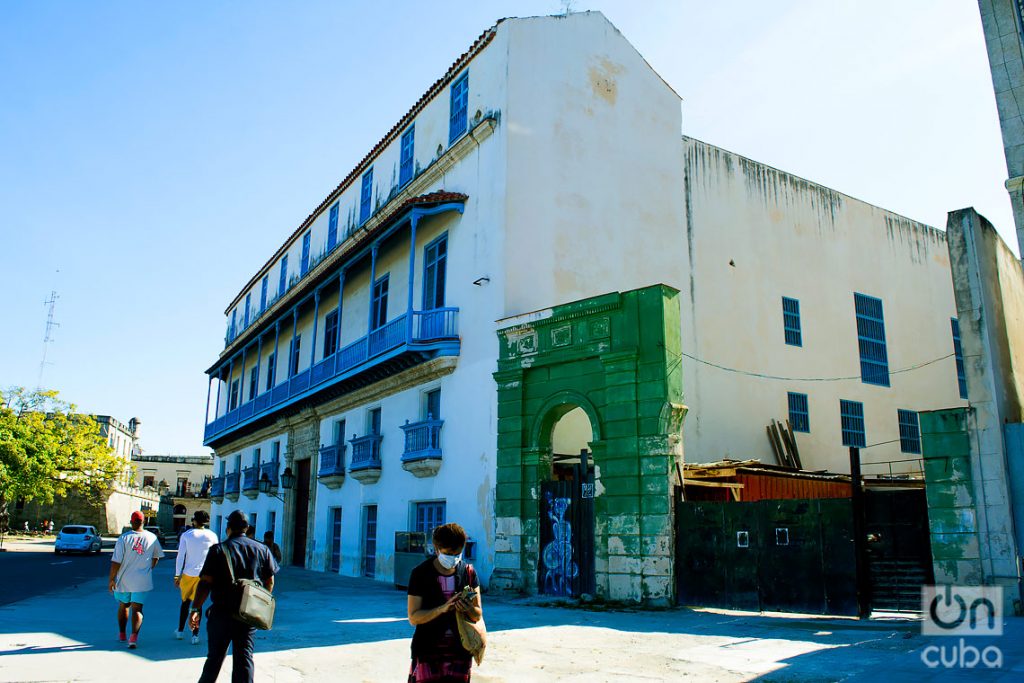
[{"xmin": 0, "ymin": 387, "xmax": 124, "ymax": 518}]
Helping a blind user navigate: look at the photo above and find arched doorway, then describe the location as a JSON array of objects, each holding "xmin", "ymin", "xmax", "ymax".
[
  {"xmin": 172, "ymin": 504, "xmax": 187, "ymax": 532},
  {"xmin": 537, "ymin": 403, "xmax": 598, "ymax": 597},
  {"xmin": 492, "ymin": 285, "xmax": 686, "ymax": 604}
]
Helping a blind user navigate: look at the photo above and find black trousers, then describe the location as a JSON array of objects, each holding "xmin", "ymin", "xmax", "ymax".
[{"xmin": 198, "ymin": 609, "xmax": 256, "ymax": 683}]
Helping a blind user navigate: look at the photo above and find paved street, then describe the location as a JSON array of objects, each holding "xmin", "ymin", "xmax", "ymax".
[
  {"xmin": 0, "ymin": 538, "xmax": 113, "ymax": 606},
  {"xmin": 0, "ymin": 541, "xmax": 1022, "ymax": 682}
]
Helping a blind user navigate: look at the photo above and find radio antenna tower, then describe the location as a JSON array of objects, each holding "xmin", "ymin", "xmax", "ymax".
[{"xmin": 37, "ymin": 290, "xmax": 60, "ymax": 390}]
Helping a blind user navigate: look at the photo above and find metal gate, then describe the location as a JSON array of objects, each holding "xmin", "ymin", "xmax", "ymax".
[
  {"xmin": 539, "ymin": 462, "xmax": 595, "ymax": 597},
  {"xmin": 675, "ymin": 497, "xmax": 859, "ymax": 615},
  {"xmin": 863, "ymin": 488, "xmax": 934, "ymax": 612}
]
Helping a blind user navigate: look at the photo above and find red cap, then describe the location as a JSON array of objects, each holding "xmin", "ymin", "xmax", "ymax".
[{"xmin": 130, "ymin": 511, "xmax": 145, "ymax": 523}]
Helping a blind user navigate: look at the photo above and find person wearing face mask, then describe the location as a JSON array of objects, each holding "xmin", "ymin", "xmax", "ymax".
[{"xmin": 406, "ymin": 522, "xmax": 482, "ymax": 682}]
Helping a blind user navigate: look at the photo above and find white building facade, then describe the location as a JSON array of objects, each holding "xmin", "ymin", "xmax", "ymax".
[{"xmin": 204, "ymin": 12, "xmax": 966, "ymax": 594}]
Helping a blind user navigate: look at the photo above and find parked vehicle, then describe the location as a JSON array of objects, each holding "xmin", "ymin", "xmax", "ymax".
[{"xmin": 54, "ymin": 525, "xmax": 102, "ymax": 554}]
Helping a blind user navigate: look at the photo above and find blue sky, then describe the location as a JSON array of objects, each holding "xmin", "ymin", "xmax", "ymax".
[{"xmin": 0, "ymin": 0, "xmax": 1014, "ymax": 454}]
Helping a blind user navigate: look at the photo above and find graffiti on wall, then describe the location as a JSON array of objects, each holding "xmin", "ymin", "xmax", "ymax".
[{"xmin": 541, "ymin": 491, "xmax": 578, "ymax": 596}]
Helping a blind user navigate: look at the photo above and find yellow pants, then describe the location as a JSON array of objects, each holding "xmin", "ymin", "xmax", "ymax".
[{"xmin": 179, "ymin": 574, "xmax": 201, "ymax": 602}]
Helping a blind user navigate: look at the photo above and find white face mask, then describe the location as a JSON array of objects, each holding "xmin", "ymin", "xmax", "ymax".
[{"xmin": 437, "ymin": 552, "xmax": 462, "ymax": 569}]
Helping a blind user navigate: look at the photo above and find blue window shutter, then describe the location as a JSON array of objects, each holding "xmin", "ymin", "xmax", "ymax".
[
  {"xmin": 301, "ymin": 232, "xmax": 311, "ymax": 275},
  {"xmin": 260, "ymin": 276, "xmax": 268, "ymax": 312},
  {"xmin": 328, "ymin": 203, "xmax": 339, "ymax": 251},
  {"xmin": 400, "ymin": 126, "xmax": 415, "ymax": 187},
  {"xmin": 244, "ymin": 293, "xmax": 251, "ymax": 328},
  {"xmin": 854, "ymin": 293, "xmax": 890, "ymax": 386},
  {"xmin": 279, "ymin": 255, "xmax": 288, "ymax": 296},
  {"xmin": 360, "ymin": 169, "xmax": 374, "ymax": 224},
  {"xmin": 229, "ymin": 308, "xmax": 237, "ymax": 341},
  {"xmin": 449, "ymin": 73, "xmax": 469, "ymax": 144},
  {"xmin": 898, "ymin": 409, "xmax": 921, "ymax": 454},
  {"xmin": 840, "ymin": 399, "xmax": 866, "ymax": 448},
  {"xmin": 787, "ymin": 392, "xmax": 809, "ymax": 432},
  {"xmin": 371, "ymin": 275, "xmax": 389, "ymax": 330},
  {"xmin": 951, "ymin": 318, "xmax": 967, "ymax": 399},
  {"xmin": 782, "ymin": 297, "xmax": 802, "ymax": 347}
]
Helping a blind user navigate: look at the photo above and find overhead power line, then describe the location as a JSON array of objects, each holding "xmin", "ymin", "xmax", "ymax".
[{"xmin": 676, "ymin": 350, "xmax": 954, "ymax": 383}]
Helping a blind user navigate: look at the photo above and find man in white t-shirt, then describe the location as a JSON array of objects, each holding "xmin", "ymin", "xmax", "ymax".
[
  {"xmin": 108, "ymin": 511, "xmax": 164, "ymax": 649},
  {"xmin": 174, "ymin": 510, "xmax": 218, "ymax": 644}
]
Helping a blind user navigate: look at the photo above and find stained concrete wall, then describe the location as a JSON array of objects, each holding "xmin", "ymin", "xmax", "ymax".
[
  {"xmin": 978, "ymin": 0, "xmax": 1024, "ymax": 258},
  {"xmin": 926, "ymin": 206, "xmax": 1024, "ymax": 612},
  {"xmin": 681, "ymin": 138, "xmax": 965, "ymax": 475}
]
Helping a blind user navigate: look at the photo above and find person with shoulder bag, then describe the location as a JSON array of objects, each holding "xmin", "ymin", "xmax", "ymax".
[
  {"xmin": 407, "ymin": 523, "xmax": 486, "ymax": 682},
  {"xmin": 189, "ymin": 510, "xmax": 279, "ymax": 683}
]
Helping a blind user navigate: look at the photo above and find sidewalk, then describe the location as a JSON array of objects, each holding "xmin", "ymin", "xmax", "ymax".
[{"xmin": 0, "ymin": 548, "xmax": 1021, "ymax": 682}]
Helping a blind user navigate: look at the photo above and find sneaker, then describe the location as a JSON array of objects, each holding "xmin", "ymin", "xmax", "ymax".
[
  {"xmin": 128, "ymin": 634, "xmax": 138, "ymax": 649},
  {"xmin": 174, "ymin": 630, "xmax": 183, "ymax": 640},
  {"xmin": 191, "ymin": 634, "xmax": 200, "ymax": 645},
  {"xmin": 118, "ymin": 632, "xmax": 127, "ymax": 643}
]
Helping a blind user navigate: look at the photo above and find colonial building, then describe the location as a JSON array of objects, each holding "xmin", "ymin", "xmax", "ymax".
[
  {"xmin": 204, "ymin": 12, "xmax": 967, "ymax": 603},
  {"xmin": 131, "ymin": 453, "xmax": 214, "ymax": 533}
]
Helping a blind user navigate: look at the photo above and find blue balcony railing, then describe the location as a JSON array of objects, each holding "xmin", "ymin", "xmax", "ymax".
[
  {"xmin": 260, "ymin": 460, "xmax": 280, "ymax": 488},
  {"xmin": 241, "ymin": 466, "xmax": 259, "ymax": 492},
  {"xmin": 224, "ymin": 471, "xmax": 240, "ymax": 495},
  {"xmin": 205, "ymin": 307, "xmax": 459, "ymax": 444},
  {"xmin": 210, "ymin": 475, "xmax": 225, "ymax": 499},
  {"xmin": 349, "ymin": 434, "xmax": 382, "ymax": 471},
  {"xmin": 318, "ymin": 444, "xmax": 347, "ymax": 477},
  {"xmin": 401, "ymin": 418, "xmax": 444, "ymax": 462}
]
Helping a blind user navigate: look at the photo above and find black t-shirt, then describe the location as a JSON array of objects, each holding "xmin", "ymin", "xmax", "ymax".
[
  {"xmin": 407, "ymin": 558, "xmax": 478, "ymax": 658},
  {"xmin": 199, "ymin": 535, "xmax": 279, "ymax": 614}
]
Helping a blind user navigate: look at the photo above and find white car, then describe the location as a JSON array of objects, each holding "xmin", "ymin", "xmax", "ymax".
[{"xmin": 54, "ymin": 525, "xmax": 102, "ymax": 554}]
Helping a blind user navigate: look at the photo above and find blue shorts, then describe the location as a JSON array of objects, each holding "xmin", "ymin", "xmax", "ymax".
[{"xmin": 113, "ymin": 591, "xmax": 149, "ymax": 605}]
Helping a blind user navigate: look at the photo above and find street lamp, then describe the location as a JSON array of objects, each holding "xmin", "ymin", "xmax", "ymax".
[{"xmin": 259, "ymin": 466, "xmax": 295, "ymax": 502}]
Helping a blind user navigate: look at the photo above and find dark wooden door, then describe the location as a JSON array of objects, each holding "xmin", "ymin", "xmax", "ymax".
[
  {"xmin": 538, "ymin": 463, "xmax": 594, "ymax": 598},
  {"xmin": 292, "ymin": 458, "xmax": 311, "ymax": 567}
]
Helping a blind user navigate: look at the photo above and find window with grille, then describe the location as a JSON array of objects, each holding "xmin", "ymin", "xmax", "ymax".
[
  {"xmin": 415, "ymin": 501, "xmax": 446, "ymax": 539},
  {"xmin": 360, "ymin": 168, "xmax": 373, "ymax": 224},
  {"xmin": 898, "ymin": 409, "xmax": 921, "ymax": 454},
  {"xmin": 327, "ymin": 203, "xmax": 339, "ymax": 252},
  {"xmin": 787, "ymin": 392, "xmax": 809, "ymax": 433},
  {"xmin": 854, "ymin": 293, "xmax": 889, "ymax": 386},
  {"xmin": 951, "ymin": 318, "xmax": 967, "ymax": 399},
  {"xmin": 301, "ymin": 232, "xmax": 311, "ymax": 275},
  {"xmin": 400, "ymin": 126, "xmax": 415, "ymax": 187},
  {"xmin": 449, "ymin": 73, "xmax": 469, "ymax": 144},
  {"xmin": 782, "ymin": 297, "xmax": 802, "ymax": 347},
  {"xmin": 840, "ymin": 399, "xmax": 866, "ymax": 448}
]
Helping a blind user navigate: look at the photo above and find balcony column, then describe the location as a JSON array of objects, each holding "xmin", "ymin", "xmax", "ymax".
[
  {"xmin": 272, "ymin": 320, "xmax": 281, "ymax": 386},
  {"xmin": 290, "ymin": 307, "xmax": 299, "ymax": 377},
  {"xmin": 406, "ymin": 213, "xmax": 419, "ymax": 342},
  {"xmin": 309, "ymin": 289, "xmax": 321, "ymax": 368},
  {"xmin": 367, "ymin": 243, "xmax": 379, "ymax": 333},
  {"xmin": 205, "ymin": 373, "xmax": 213, "ymax": 423}
]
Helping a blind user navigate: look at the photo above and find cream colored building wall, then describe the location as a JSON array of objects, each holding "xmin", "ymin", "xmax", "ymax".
[
  {"xmin": 502, "ymin": 12, "xmax": 686, "ymax": 317},
  {"xmin": 681, "ymin": 138, "xmax": 967, "ymax": 474}
]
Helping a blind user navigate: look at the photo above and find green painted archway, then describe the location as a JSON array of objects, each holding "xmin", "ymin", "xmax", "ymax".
[{"xmin": 491, "ymin": 285, "xmax": 686, "ymax": 604}]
